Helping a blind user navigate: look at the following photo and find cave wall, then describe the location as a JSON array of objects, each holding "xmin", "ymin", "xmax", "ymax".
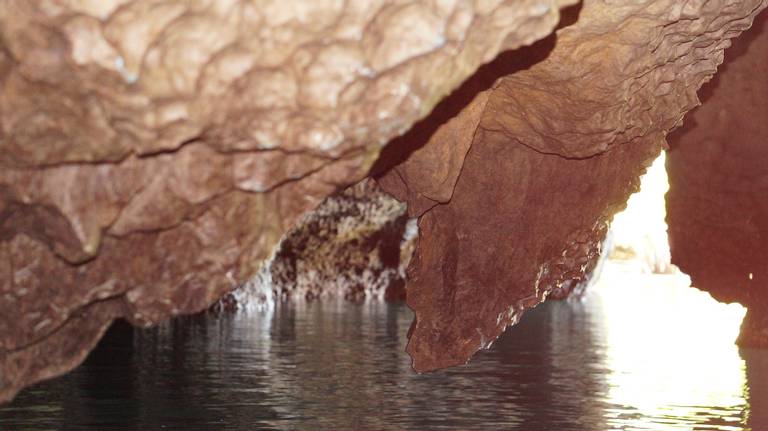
[
  {"xmin": 0, "ymin": 1, "xmax": 576, "ymax": 402},
  {"xmin": 666, "ymin": 11, "xmax": 768, "ymax": 348},
  {"xmin": 225, "ymin": 179, "xmax": 413, "ymax": 307},
  {"xmin": 379, "ymin": 0, "xmax": 767, "ymax": 372},
  {"xmin": 1, "ymin": 0, "xmax": 767, "ymax": 403}
]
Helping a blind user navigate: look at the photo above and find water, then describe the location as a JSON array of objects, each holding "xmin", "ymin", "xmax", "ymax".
[{"xmin": 2, "ymin": 263, "xmax": 766, "ymax": 430}]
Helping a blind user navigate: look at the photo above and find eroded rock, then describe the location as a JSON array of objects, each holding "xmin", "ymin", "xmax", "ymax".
[
  {"xmin": 379, "ymin": 0, "xmax": 767, "ymax": 371},
  {"xmin": 0, "ymin": 0, "xmax": 576, "ymax": 402},
  {"xmin": 2, "ymin": 0, "xmax": 767, "ymax": 403},
  {"xmin": 228, "ymin": 179, "xmax": 414, "ymax": 307},
  {"xmin": 666, "ymin": 11, "xmax": 768, "ymax": 348}
]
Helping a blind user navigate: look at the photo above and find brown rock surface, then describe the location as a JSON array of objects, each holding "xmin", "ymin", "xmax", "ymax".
[
  {"xmin": 379, "ymin": 0, "xmax": 767, "ymax": 371},
  {"xmin": 0, "ymin": 0, "xmax": 577, "ymax": 402},
  {"xmin": 666, "ymin": 11, "xmax": 768, "ymax": 348},
  {"xmin": 2, "ymin": 0, "xmax": 768, "ymax": 403},
  {"xmin": 228, "ymin": 179, "xmax": 412, "ymax": 306}
]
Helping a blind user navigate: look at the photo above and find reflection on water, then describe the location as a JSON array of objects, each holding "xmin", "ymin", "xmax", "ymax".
[
  {"xmin": 1, "ymin": 262, "xmax": 765, "ymax": 430},
  {"xmin": 596, "ymin": 264, "xmax": 750, "ymax": 430}
]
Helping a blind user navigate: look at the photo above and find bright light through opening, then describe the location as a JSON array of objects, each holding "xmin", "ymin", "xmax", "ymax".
[
  {"xmin": 590, "ymin": 151, "xmax": 749, "ymax": 429},
  {"xmin": 608, "ymin": 152, "xmax": 672, "ymax": 273}
]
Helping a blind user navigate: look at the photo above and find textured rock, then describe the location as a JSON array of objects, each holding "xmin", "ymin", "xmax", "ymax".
[
  {"xmin": 0, "ymin": 0, "xmax": 576, "ymax": 402},
  {"xmin": 547, "ymin": 231, "xmax": 613, "ymax": 301},
  {"xmin": 2, "ymin": 0, "xmax": 767, "ymax": 403},
  {"xmin": 379, "ymin": 0, "xmax": 767, "ymax": 371},
  {"xmin": 666, "ymin": 11, "xmax": 768, "ymax": 348},
  {"xmin": 227, "ymin": 179, "xmax": 413, "ymax": 307}
]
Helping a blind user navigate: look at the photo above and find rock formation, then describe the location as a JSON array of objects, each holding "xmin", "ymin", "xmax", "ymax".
[
  {"xmin": 0, "ymin": 0, "xmax": 576, "ymax": 403},
  {"xmin": 379, "ymin": 0, "xmax": 767, "ymax": 371},
  {"xmin": 666, "ymin": 11, "xmax": 768, "ymax": 348},
  {"xmin": 223, "ymin": 179, "xmax": 413, "ymax": 308},
  {"xmin": 1, "ymin": 0, "xmax": 767, "ymax": 402}
]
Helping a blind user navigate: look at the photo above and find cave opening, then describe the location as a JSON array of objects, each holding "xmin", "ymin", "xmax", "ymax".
[
  {"xmin": 586, "ymin": 151, "xmax": 752, "ymax": 425},
  {"xmin": 4, "ymin": 150, "xmax": 764, "ymax": 429},
  {"xmin": 2, "ymin": 1, "xmax": 768, "ymax": 429}
]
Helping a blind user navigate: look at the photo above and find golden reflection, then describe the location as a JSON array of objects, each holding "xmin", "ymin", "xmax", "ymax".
[
  {"xmin": 596, "ymin": 151, "xmax": 749, "ymax": 429},
  {"xmin": 593, "ymin": 265, "xmax": 747, "ymax": 429}
]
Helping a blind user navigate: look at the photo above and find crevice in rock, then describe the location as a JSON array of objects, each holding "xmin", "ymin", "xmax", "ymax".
[{"xmin": 370, "ymin": 2, "xmax": 584, "ymax": 179}]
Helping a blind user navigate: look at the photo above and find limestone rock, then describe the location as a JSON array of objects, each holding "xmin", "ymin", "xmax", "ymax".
[
  {"xmin": 666, "ymin": 11, "xmax": 768, "ymax": 348},
  {"xmin": 0, "ymin": 0, "xmax": 576, "ymax": 402},
  {"xmin": 228, "ymin": 179, "xmax": 412, "ymax": 306},
  {"xmin": 379, "ymin": 0, "xmax": 768, "ymax": 371},
  {"xmin": 2, "ymin": 0, "xmax": 768, "ymax": 404}
]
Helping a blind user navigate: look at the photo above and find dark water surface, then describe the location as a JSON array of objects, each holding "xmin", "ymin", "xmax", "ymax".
[{"xmin": 2, "ymin": 266, "xmax": 767, "ymax": 430}]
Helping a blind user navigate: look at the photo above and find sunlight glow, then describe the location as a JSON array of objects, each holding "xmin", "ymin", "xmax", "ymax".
[
  {"xmin": 609, "ymin": 152, "xmax": 672, "ymax": 273},
  {"xmin": 594, "ymin": 266, "xmax": 748, "ymax": 430},
  {"xmin": 592, "ymin": 151, "xmax": 749, "ymax": 429}
]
